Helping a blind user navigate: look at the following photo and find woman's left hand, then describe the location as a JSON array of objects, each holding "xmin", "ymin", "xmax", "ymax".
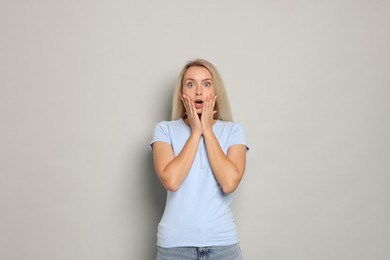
[{"xmin": 201, "ymin": 94, "xmax": 217, "ymax": 133}]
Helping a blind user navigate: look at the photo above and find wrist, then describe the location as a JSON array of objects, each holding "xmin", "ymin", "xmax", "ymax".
[
  {"xmin": 202, "ymin": 128, "xmax": 214, "ymax": 138},
  {"xmin": 190, "ymin": 129, "xmax": 202, "ymax": 138}
]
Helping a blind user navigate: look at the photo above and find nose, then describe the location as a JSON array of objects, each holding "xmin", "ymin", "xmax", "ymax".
[{"xmin": 196, "ymin": 86, "xmax": 202, "ymax": 96}]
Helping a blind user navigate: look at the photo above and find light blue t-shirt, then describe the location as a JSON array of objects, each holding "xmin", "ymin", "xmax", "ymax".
[{"xmin": 150, "ymin": 118, "xmax": 247, "ymax": 247}]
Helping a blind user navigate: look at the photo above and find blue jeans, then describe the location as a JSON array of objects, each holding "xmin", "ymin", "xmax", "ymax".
[{"xmin": 156, "ymin": 243, "xmax": 243, "ymax": 260}]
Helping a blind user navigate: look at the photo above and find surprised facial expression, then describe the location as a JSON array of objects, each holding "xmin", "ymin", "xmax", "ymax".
[{"xmin": 181, "ymin": 66, "xmax": 215, "ymax": 114}]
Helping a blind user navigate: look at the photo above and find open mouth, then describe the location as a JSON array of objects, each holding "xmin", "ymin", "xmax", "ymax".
[{"xmin": 194, "ymin": 100, "xmax": 203, "ymax": 109}]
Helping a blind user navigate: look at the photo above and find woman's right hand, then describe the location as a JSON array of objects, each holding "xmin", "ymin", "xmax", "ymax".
[{"xmin": 181, "ymin": 94, "xmax": 202, "ymax": 136}]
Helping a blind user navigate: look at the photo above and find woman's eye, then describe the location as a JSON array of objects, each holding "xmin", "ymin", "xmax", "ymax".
[
  {"xmin": 204, "ymin": 82, "xmax": 211, "ymax": 87},
  {"xmin": 188, "ymin": 82, "xmax": 195, "ymax": 88}
]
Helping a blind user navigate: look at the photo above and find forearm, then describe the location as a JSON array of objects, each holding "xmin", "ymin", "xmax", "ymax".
[
  {"xmin": 203, "ymin": 130, "xmax": 242, "ymax": 193},
  {"xmin": 159, "ymin": 133, "xmax": 201, "ymax": 191}
]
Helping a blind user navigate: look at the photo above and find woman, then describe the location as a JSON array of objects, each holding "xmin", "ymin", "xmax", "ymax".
[{"xmin": 150, "ymin": 59, "xmax": 248, "ymax": 259}]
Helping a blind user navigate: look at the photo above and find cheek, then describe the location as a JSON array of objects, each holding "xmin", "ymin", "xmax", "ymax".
[
  {"xmin": 204, "ymin": 88, "xmax": 215, "ymax": 96},
  {"xmin": 181, "ymin": 88, "xmax": 194, "ymax": 96}
]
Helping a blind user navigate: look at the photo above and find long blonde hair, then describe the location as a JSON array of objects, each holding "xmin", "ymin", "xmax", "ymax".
[{"xmin": 171, "ymin": 59, "xmax": 233, "ymax": 121}]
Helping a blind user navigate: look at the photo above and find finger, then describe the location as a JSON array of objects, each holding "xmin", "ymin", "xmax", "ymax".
[
  {"xmin": 203, "ymin": 95, "xmax": 216, "ymax": 119},
  {"xmin": 183, "ymin": 95, "xmax": 197, "ymax": 117},
  {"xmin": 181, "ymin": 95, "xmax": 188, "ymax": 110},
  {"xmin": 185, "ymin": 96, "xmax": 195, "ymax": 113},
  {"xmin": 182, "ymin": 95, "xmax": 192, "ymax": 115},
  {"xmin": 207, "ymin": 95, "xmax": 216, "ymax": 113},
  {"xmin": 183, "ymin": 95, "xmax": 192, "ymax": 109},
  {"xmin": 202, "ymin": 96, "xmax": 212, "ymax": 118},
  {"xmin": 212, "ymin": 95, "xmax": 217, "ymax": 113}
]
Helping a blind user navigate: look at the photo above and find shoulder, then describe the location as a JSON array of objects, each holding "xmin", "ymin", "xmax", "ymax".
[
  {"xmin": 154, "ymin": 119, "xmax": 181, "ymax": 127},
  {"xmin": 216, "ymin": 121, "xmax": 247, "ymax": 142},
  {"xmin": 151, "ymin": 119, "xmax": 186, "ymax": 146},
  {"xmin": 153, "ymin": 119, "xmax": 186, "ymax": 132},
  {"xmin": 216, "ymin": 120, "xmax": 245, "ymax": 133},
  {"xmin": 154, "ymin": 120, "xmax": 169, "ymax": 129}
]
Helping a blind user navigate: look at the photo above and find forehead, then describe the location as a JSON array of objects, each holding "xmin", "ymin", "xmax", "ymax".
[{"xmin": 183, "ymin": 66, "xmax": 212, "ymax": 80}]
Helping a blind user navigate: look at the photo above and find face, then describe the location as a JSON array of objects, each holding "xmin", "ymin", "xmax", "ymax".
[{"xmin": 181, "ymin": 66, "xmax": 215, "ymax": 114}]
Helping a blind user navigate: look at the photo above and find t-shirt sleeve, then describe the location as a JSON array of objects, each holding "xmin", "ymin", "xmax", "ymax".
[
  {"xmin": 150, "ymin": 121, "xmax": 171, "ymax": 150},
  {"xmin": 229, "ymin": 123, "xmax": 249, "ymax": 150}
]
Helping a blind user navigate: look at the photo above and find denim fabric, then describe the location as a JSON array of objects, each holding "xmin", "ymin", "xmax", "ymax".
[{"xmin": 156, "ymin": 243, "xmax": 243, "ymax": 260}]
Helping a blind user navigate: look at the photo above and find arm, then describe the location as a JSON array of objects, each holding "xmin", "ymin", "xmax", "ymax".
[
  {"xmin": 152, "ymin": 95, "xmax": 203, "ymax": 192},
  {"xmin": 203, "ymin": 131, "xmax": 247, "ymax": 193},
  {"xmin": 152, "ymin": 132, "xmax": 201, "ymax": 192},
  {"xmin": 201, "ymin": 94, "xmax": 247, "ymax": 193}
]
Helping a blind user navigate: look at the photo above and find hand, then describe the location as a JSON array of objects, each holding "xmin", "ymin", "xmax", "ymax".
[
  {"xmin": 181, "ymin": 94, "xmax": 202, "ymax": 135},
  {"xmin": 201, "ymin": 94, "xmax": 217, "ymax": 133}
]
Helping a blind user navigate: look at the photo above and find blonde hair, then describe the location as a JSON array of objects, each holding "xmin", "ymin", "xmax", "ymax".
[{"xmin": 171, "ymin": 59, "xmax": 233, "ymax": 121}]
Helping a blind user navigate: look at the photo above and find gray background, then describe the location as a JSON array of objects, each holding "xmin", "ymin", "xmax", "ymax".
[{"xmin": 1, "ymin": 0, "xmax": 389, "ymax": 259}]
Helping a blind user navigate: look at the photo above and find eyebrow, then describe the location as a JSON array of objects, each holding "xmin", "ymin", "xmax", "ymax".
[{"xmin": 184, "ymin": 78, "xmax": 213, "ymax": 81}]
